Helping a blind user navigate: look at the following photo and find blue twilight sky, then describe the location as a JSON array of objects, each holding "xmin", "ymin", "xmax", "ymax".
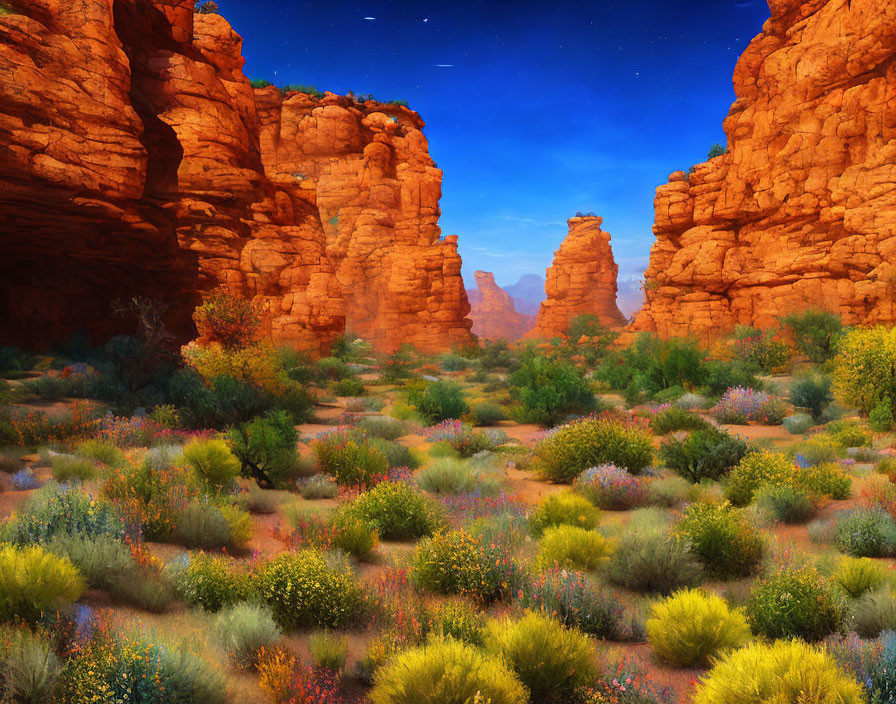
[{"xmin": 217, "ymin": 0, "xmax": 771, "ymax": 290}]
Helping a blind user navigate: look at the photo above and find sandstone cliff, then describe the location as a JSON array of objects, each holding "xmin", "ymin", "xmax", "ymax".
[
  {"xmin": 633, "ymin": 0, "xmax": 896, "ymax": 339},
  {"xmin": 467, "ymin": 271, "xmax": 535, "ymax": 341},
  {"xmin": 527, "ymin": 216, "xmax": 626, "ymax": 339},
  {"xmin": 0, "ymin": 0, "xmax": 472, "ymax": 354}
]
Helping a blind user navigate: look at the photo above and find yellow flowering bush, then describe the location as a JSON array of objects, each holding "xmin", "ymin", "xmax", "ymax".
[
  {"xmin": 833, "ymin": 325, "xmax": 896, "ymax": 416},
  {"xmin": 181, "ymin": 340, "xmax": 285, "ymax": 392}
]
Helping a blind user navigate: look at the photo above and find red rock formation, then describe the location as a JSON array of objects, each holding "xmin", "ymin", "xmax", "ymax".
[
  {"xmin": 0, "ymin": 0, "xmax": 471, "ymax": 354},
  {"xmin": 526, "ymin": 216, "xmax": 626, "ymax": 339},
  {"xmin": 467, "ymin": 271, "xmax": 535, "ymax": 341},
  {"xmin": 633, "ymin": 0, "xmax": 896, "ymax": 340}
]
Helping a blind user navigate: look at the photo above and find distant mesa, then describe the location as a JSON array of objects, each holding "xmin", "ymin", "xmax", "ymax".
[
  {"xmin": 526, "ymin": 215, "xmax": 627, "ymax": 340},
  {"xmin": 0, "ymin": 0, "xmax": 472, "ymax": 354},
  {"xmin": 633, "ymin": 0, "xmax": 896, "ymax": 339},
  {"xmin": 467, "ymin": 271, "xmax": 536, "ymax": 341}
]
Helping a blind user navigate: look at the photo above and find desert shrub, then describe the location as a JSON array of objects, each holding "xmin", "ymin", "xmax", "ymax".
[
  {"xmin": 853, "ymin": 587, "xmax": 896, "ymax": 638},
  {"xmin": 535, "ymin": 416, "xmax": 654, "ymax": 482},
  {"xmin": 646, "ymin": 474, "xmax": 698, "ymax": 507},
  {"xmin": 746, "ymin": 566, "xmax": 843, "ymax": 641},
  {"xmin": 243, "ymin": 480, "xmax": 280, "ymax": 514},
  {"xmin": 528, "ymin": 491, "xmax": 600, "ymax": 537},
  {"xmin": 825, "ymin": 418, "xmax": 873, "ymax": 448},
  {"xmin": 408, "ymin": 380, "xmax": 469, "ymax": 423},
  {"xmin": 833, "ymin": 325, "xmax": 896, "ymax": 418},
  {"xmin": 308, "ymin": 630, "xmax": 348, "ymax": 672},
  {"xmin": 835, "ymin": 508, "xmax": 896, "ymax": 557},
  {"xmin": 754, "ymin": 484, "xmax": 818, "ymax": 524},
  {"xmin": 340, "ymin": 481, "xmax": 443, "ymax": 540},
  {"xmin": 712, "ymin": 386, "xmax": 786, "ymax": 425},
  {"xmin": 472, "ymin": 402, "xmax": 505, "ymax": 426},
  {"xmin": 299, "ymin": 474, "xmax": 339, "ymax": 499},
  {"xmin": 508, "ymin": 355, "xmax": 597, "ymax": 426},
  {"xmin": 368, "ymin": 436, "xmax": 419, "ymax": 470},
  {"xmin": 870, "ymin": 401, "xmax": 896, "ymax": 432},
  {"xmin": 440, "ymin": 354, "xmax": 469, "ymax": 372},
  {"xmin": 659, "ymin": 426, "xmax": 748, "ymax": 483},
  {"xmin": 607, "ymin": 529, "xmax": 703, "ymax": 594},
  {"xmin": 783, "ymin": 413, "xmax": 814, "ymax": 434},
  {"xmin": 416, "ymin": 457, "xmax": 478, "ymax": 494},
  {"xmin": 256, "ymin": 550, "xmax": 363, "ymax": 630},
  {"xmin": 781, "ymin": 309, "xmax": 844, "ymax": 363},
  {"xmin": 314, "ymin": 428, "xmax": 388, "ymax": 489},
  {"xmin": 676, "ymin": 501, "xmax": 764, "ymax": 578},
  {"xmin": 0, "ymin": 545, "xmax": 84, "ymax": 622},
  {"xmin": 790, "ymin": 374, "xmax": 834, "ymax": 420},
  {"xmin": 182, "ymin": 438, "xmax": 241, "ymax": 490},
  {"xmin": 74, "ymin": 439, "xmax": 126, "ymax": 467},
  {"xmin": 703, "ymin": 359, "xmax": 763, "ymax": 396},
  {"xmin": 191, "ymin": 289, "xmax": 260, "ymax": 347},
  {"xmin": 331, "ymin": 376, "xmax": 365, "ymax": 397},
  {"xmin": 877, "ymin": 456, "xmax": 896, "ymax": 482},
  {"xmin": 693, "ymin": 639, "xmax": 864, "ymax": 704},
  {"xmin": 485, "ymin": 611, "xmax": 596, "ymax": 704},
  {"xmin": 428, "ymin": 600, "xmax": 486, "ymax": 645},
  {"xmin": 791, "ymin": 434, "xmax": 843, "ymax": 465},
  {"xmin": 216, "ymin": 603, "xmax": 280, "ymax": 668},
  {"xmin": 330, "ymin": 509, "xmax": 379, "ymax": 559},
  {"xmin": 4, "ymin": 484, "xmax": 126, "ymax": 545},
  {"xmin": 729, "ymin": 325, "xmax": 792, "ymax": 372},
  {"xmin": 172, "ymin": 552, "xmax": 251, "ymax": 612},
  {"xmin": 650, "ymin": 406, "xmax": 710, "ymax": 435},
  {"xmin": 425, "ymin": 420, "xmax": 495, "ymax": 458},
  {"xmin": 0, "ymin": 629, "xmax": 61, "ymax": 704},
  {"xmin": 359, "ymin": 416, "xmax": 408, "ymax": 441},
  {"xmin": 412, "ymin": 529, "xmax": 520, "ymax": 603},
  {"xmin": 369, "ymin": 636, "xmax": 527, "ymax": 704},
  {"xmin": 646, "ymin": 588, "xmax": 749, "ymax": 667},
  {"xmin": 828, "ymin": 631, "xmax": 896, "ymax": 704},
  {"xmin": 573, "ymin": 464, "xmax": 648, "ymax": 510},
  {"xmin": 51, "ymin": 453, "xmax": 98, "ymax": 482},
  {"xmin": 536, "ymin": 525, "xmax": 612, "ymax": 571},
  {"xmin": 173, "ymin": 502, "xmax": 231, "ymax": 549},
  {"xmin": 727, "ymin": 450, "xmax": 850, "ymax": 505},
  {"xmin": 833, "ymin": 556, "xmax": 890, "ymax": 599},
  {"xmin": 228, "ymin": 410, "xmax": 301, "ymax": 489}
]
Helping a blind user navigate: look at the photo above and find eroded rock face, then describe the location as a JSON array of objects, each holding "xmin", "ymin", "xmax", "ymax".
[
  {"xmin": 467, "ymin": 271, "xmax": 535, "ymax": 341},
  {"xmin": 0, "ymin": 0, "xmax": 471, "ymax": 353},
  {"xmin": 527, "ymin": 216, "xmax": 626, "ymax": 339},
  {"xmin": 633, "ymin": 0, "xmax": 896, "ymax": 340}
]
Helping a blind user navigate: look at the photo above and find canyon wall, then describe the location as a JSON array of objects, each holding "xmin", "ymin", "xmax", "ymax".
[
  {"xmin": 467, "ymin": 271, "xmax": 535, "ymax": 341},
  {"xmin": 527, "ymin": 216, "xmax": 626, "ymax": 339},
  {"xmin": 0, "ymin": 0, "xmax": 472, "ymax": 353},
  {"xmin": 633, "ymin": 0, "xmax": 896, "ymax": 339}
]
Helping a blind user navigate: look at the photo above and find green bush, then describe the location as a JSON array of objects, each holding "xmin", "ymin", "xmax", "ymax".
[
  {"xmin": 0, "ymin": 629, "xmax": 61, "ymax": 704},
  {"xmin": 308, "ymin": 630, "xmax": 349, "ymax": 672},
  {"xmin": 409, "ymin": 380, "xmax": 469, "ymax": 423},
  {"xmin": 726, "ymin": 451, "xmax": 849, "ymax": 506},
  {"xmin": 341, "ymin": 481, "xmax": 443, "ymax": 540},
  {"xmin": 835, "ymin": 508, "xmax": 896, "ymax": 557},
  {"xmin": 528, "ymin": 491, "xmax": 600, "ymax": 537},
  {"xmin": 51, "ymin": 454, "xmax": 98, "ymax": 482},
  {"xmin": 647, "ymin": 474, "xmax": 698, "ymax": 507},
  {"xmin": 870, "ymin": 401, "xmax": 896, "ymax": 432},
  {"xmin": 172, "ymin": 552, "xmax": 251, "ymax": 612},
  {"xmin": 0, "ymin": 545, "xmax": 84, "ymax": 622},
  {"xmin": 746, "ymin": 566, "xmax": 843, "ymax": 641},
  {"xmin": 853, "ymin": 587, "xmax": 896, "ymax": 638},
  {"xmin": 676, "ymin": 502, "xmax": 764, "ymax": 578},
  {"xmin": 607, "ymin": 529, "xmax": 703, "ymax": 594},
  {"xmin": 825, "ymin": 418, "xmax": 873, "ymax": 448},
  {"xmin": 754, "ymin": 484, "xmax": 818, "ymax": 524},
  {"xmin": 783, "ymin": 413, "xmax": 814, "ymax": 434},
  {"xmin": 646, "ymin": 588, "xmax": 749, "ymax": 667},
  {"xmin": 412, "ymin": 530, "xmax": 520, "ymax": 603},
  {"xmin": 299, "ymin": 474, "xmax": 339, "ymax": 499},
  {"xmin": 330, "ymin": 509, "xmax": 379, "ymax": 559},
  {"xmin": 471, "ymin": 402, "xmax": 505, "ymax": 426},
  {"xmin": 536, "ymin": 525, "xmax": 612, "ymax": 571},
  {"xmin": 440, "ymin": 354, "xmax": 469, "ymax": 372},
  {"xmin": 256, "ymin": 550, "xmax": 363, "ymax": 630},
  {"xmin": 416, "ymin": 458, "xmax": 478, "ymax": 494},
  {"xmin": 359, "ymin": 416, "xmax": 409, "ymax": 440},
  {"xmin": 659, "ymin": 426, "xmax": 749, "ymax": 482},
  {"xmin": 484, "ymin": 611, "xmax": 596, "ymax": 704},
  {"xmin": 228, "ymin": 410, "xmax": 301, "ymax": 489},
  {"xmin": 832, "ymin": 556, "xmax": 890, "ymax": 599},
  {"xmin": 74, "ymin": 439, "xmax": 126, "ymax": 467},
  {"xmin": 790, "ymin": 375, "xmax": 834, "ymax": 421},
  {"xmin": 703, "ymin": 359, "xmax": 763, "ymax": 396},
  {"xmin": 215, "ymin": 603, "xmax": 280, "ymax": 668},
  {"xmin": 314, "ymin": 429, "xmax": 388, "ymax": 488},
  {"xmin": 427, "ymin": 600, "xmax": 486, "ymax": 645},
  {"xmin": 730, "ymin": 325, "xmax": 791, "ymax": 372},
  {"xmin": 650, "ymin": 407, "xmax": 710, "ymax": 435},
  {"xmin": 833, "ymin": 325, "xmax": 896, "ymax": 417},
  {"xmin": 781, "ymin": 309, "xmax": 844, "ymax": 364},
  {"xmin": 534, "ymin": 416, "xmax": 654, "ymax": 482},
  {"xmin": 331, "ymin": 376, "xmax": 365, "ymax": 397},
  {"xmin": 508, "ymin": 355, "xmax": 597, "ymax": 426},
  {"xmin": 369, "ymin": 636, "xmax": 527, "ymax": 704},
  {"xmin": 173, "ymin": 502, "xmax": 231, "ymax": 549},
  {"xmin": 693, "ymin": 639, "xmax": 864, "ymax": 704},
  {"xmin": 182, "ymin": 438, "xmax": 241, "ymax": 489},
  {"xmin": 368, "ymin": 436, "xmax": 419, "ymax": 469}
]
